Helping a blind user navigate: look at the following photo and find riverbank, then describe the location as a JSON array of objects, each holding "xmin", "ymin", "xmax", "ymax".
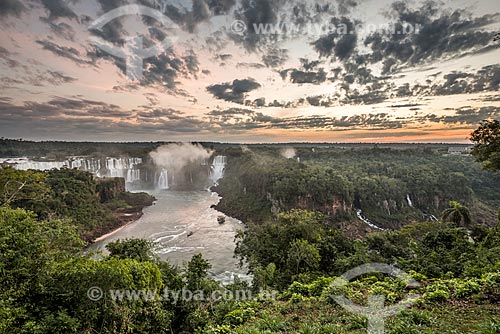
[{"xmin": 84, "ymin": 190, "xmax": 156, "ymax": 243}]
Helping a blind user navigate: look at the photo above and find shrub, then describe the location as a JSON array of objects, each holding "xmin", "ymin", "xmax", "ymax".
[
  {"xmin": 224, "ymin": 307, "xmax": 255, "ymax": 326},
  {"xmin": 453, "ymin": 279, "xmax": 481, "ymax": 298}
]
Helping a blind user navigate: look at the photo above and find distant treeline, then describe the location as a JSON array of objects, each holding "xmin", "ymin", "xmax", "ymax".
[{"xmin": 0, "ymin": 138, "xmax": 471, "ymax": 159}]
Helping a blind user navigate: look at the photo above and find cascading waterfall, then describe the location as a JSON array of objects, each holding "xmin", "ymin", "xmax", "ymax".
[
  {"xmin": 355, "ymin": 209, "xmax": 385, "ymax": 231},
  {"xmin": 105, "ymin": 157, "xmax": 142, "ymax": 182},
  {"xmin": 210, "ymin": 156, "xmax": 227, "ymax": 183},
  {"xmin": 406, "ymin": 194, "xmax": 413, "ymax": 207},
  {"xmin": 157, "ymin": 169, "xmax": 169, "ymax": 190},
  {"xmin": 3, "ymin": 157, "xmax": 142, "ymax": 184}
]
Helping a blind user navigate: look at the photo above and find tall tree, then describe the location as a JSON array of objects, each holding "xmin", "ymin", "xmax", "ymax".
[
  {"xmin": 470, "ymin": 120, "xmax": 500, "ymax": 172},
  {"xmin": 441, "ymin": 201, "xmax": 472, "ymax": 227}
]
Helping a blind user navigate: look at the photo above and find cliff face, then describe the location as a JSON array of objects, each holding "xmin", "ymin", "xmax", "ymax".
[
  {"xmin": 270, "ymin": 193, "xmax": 352, "ymax": 219},
  {"xmin": 86, "ymin": 177, "xmax": 155, "ymax": 242},
  {"xmin": 96, "ymin": 178, "xmax": 126, "ymax": 202}
]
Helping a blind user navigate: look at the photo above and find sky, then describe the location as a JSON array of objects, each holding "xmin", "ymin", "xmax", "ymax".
[{"xmin": 0, "ymin": 0, "xmax": 499, "ymax": 143}]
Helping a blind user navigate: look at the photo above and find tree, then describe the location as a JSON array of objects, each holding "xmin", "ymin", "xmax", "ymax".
[
  {"xmin": 106, "ymin": 238, "xmax": 156, "ymax": 262},
  {"xmin": 287, "ymin": 239, "xmax": 321, "ymax": 275},
  {"xmin": 441, "ymin": 201, "xmax": 472, "ymax": 227},
  {"xmin": 185, "ymin": 253, "xmax": 211, "ymax": 291},
  {"xmin": 470, "ymin": 120, "xmax": 500, "ymax": 172}
]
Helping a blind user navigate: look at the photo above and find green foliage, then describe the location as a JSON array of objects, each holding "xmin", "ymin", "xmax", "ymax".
[
  {"xmin": 2, "ymin": 142, "xmax": 500, "ymax": 333},
  {"xmin": 287, "ymin": 239, "xmax": 321, "ymax": 275},
  {"xmin": 224, "ymin": 307, "xmax": 256, "ymax": 326},
  {"xmin": 185, "ymin": 253, "xmax": 212, "ymax": 291},
  {"xmin": 0, "ymin": 167, "xmax": 50, "ymax": 211},
  {"xmin": 0, "ymin": 167, "xmax": 154, "ymax": 242},
  {"xmin": 441, "ymin": 201, "xmax": 472, "ymax": 227},
  {"xmin": 236, "ymin": 209, "xmax": 359, "ymax": 287},
  {"xmin": 471, "ymin": 120, "xmax": 500, "ymax": 172},
  {"xmin": 217, "ymin": 145, "xmax": 500, "ymax": 228},
  {"xmin": 106, "ymin": 238, "xmax": 157, "ymax": 262},
  {"xmin": 424, "ymin": 284, "xmax": 451, "ymax": 303}
]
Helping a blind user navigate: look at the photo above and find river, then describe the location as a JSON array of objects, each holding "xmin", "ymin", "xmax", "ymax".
[{"xmin": 89, "ymin": 189, "xmax": 251, "ymax": 285}]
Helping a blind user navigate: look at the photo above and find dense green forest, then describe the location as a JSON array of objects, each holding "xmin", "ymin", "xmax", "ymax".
[
  {"xmin": 0, "ymin": 121, "xmax": 499, "ymax": 333},
  {"xmin": 215, "ymin": 144, "xmax": 500, "ymax": 229},
  {"xmin": 0, "ymin": 168, "xmax": 154, "ymax": 241}
]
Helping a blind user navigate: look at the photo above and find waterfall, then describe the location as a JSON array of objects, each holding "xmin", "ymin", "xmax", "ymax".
[
  {"xmin": 12, "ymin": 159, "xmax": 67, "ymax": 171},
  {"xmin": 157, "ymin": 169, "xmax": 169, "ymax": 190},
  {"xmin": 127, "ymin": 169, "xmax": 141, "ymax": 183},
  {"xmin": 4, "ymin": 157, "xmax": 142, "ymax": 184},
  {"xmin": 210, "ymin": 156, "xmax": 227, "ymax": 183},
  {"xmin": 355, "ymin": 209, "xmax": 385, "ymax": 231},
  {"xmin": 406, "ymin": 194, "xmax": 413, "ymax": 207}
]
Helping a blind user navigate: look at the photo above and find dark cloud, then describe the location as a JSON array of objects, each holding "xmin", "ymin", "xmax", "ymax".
[
  {"xmin": 474, "ymin": 94, "xmax": 500, "ymax": 103},
  {"xmin": 207, "ymin": 108, "xmax": 416, "ymax": 131},
  {"xmin": 139, "ymin": 0, "xmax": 235, "ymax": 33},
  {"xmin": 90, "ymin": 0, "xmax": 130, "ymax": 45},
  {"xmin": 207, "ymin": 108, "xmax": 254, "ymax": 116},
  {"xmin": 313, "ymin": 17, "xmax": 358, "ymax": 59},
  {"xmin": 41, "ymin": 0, "xmax": 77, "ymax": 20},
  {"xmin": 0, "ymin": 97, "xmax": 132, "ymax": 120},
  {"xmin": 216, "ymin": 54, "xmax": 233, "ymax": 61},
  {"xmin": 29, "ymin": 70, "xmax": 77, "ymax": 86},
  {"xmin": 300, "ymin": 58, "xmax": 321, "ymax": 71},
  {"xmin": 91, "ymin": 43, "xmax": 201, "ymax": 93},
  {"xmin": 0, "ymin": 0, "xmax": 25, "ymax": 18},
  {"xmin": 40, "ymin": 17, "xmax": 76, "ymax": 40},
  {"xmin": 140, "ymin": 50, "xmax": 200, "ymax": 91},
  {"xmin": 0, "ymin": 46, "xmax": 21, "ymax": 68},
  {"xmin": 36, "ymin": 39, "xmax": 91, "ymax": 65},
  {"xmin": 365, "ymin": 1, "xmax": 499, "ymax": 73},
  {"xmin": 46, "ymin": 71, "xmax": 76, "ymax": 85},
  {"xmin": 207, "ymin": 78, "xmax": 262, "ymax": 104},
  {"xmin": 136, "ymin": 108, "xmax": 185, "ymax": 119},
  {"xmin": 439, "ymin": 106, "xmax": 500, "ymax": 124},
  {"xmin": 337, "ymin": 0, "xmax": 359, "ymax": 15},
  {"xmin": 233, "ymin": 0, "xmax": 280, "ymax": 49},
  {"xmin": 236, "ymin": 62, "xmax": 266, "ymax": 69},
  {"xmin": 389, "ymin": 103, "xmax": 423, "ymax": 108},
  {"xmin": 262, "ymin": 48, "xmax": 288, "ymax": 67},
  {"xmin": 281, "ymin": 68, "xmax": 327, "ymax": 84},
  {"xmin": 252, "ymin": 97, "xmax": 266, "ymax": 107},
  {"xmin": 392, "ymin": 65, "xmax": 500, "ymax": 98}
]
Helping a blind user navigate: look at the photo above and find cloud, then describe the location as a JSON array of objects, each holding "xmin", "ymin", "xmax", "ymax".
[
  {"xmin": 36, "ymin": 39, "xmax": 92, "ymax": 65},
  {"xmin": 207, "ymin": 78, "xmax": 262, "ymax": 104},
  {"xmin": 439, "ymin": 106, "xmax": 500, "ymax": 124},
  {"xmin": 40, "ymin": 0, "xmax": 78, "ymax": 20},
  {"xmin": 392, "ymin": 65, "xmax": 500, "ymax": 98},
  {"xmin": 233, "ymin": 0, "xmax": 279, "ymax": 49},
  {"xmin": 40, "ymin": 17, "xmax": 76, "ymax": 41},
  {"xmin": 313, "ymin": 17, "xmax": 358, "ymax": 60},
  {"xmin": 30, "ymin": 70, "xmax": 77, "ymax": 86},
  {"xmin": 206, "ymin": 108, "xmax": 417, "ymax": 131},
  {"xmin": 0, "ymin": 0, "xmax": 25, "ymax": 18},
  {"xmin": 262, "ymin": 48, "xmax": 288, "ymax": 67},
  {"xmin": 0, "ymin": 46, "xmax": 21, "ymax": 68},
  {"xmin": 137, "ymin": 108, "xmax": 185, "ymax": 119},
  {"xmin": 281, "ymin": 68, "xmax": 327, "ymax": 84},
  {"xmin": 364, "ymin": 1, "xmax": 499, "ymax": 73}
]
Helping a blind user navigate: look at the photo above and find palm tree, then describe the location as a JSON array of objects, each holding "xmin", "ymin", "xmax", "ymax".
[{"xmin": 441, "ymin": 201, "xmax": 472, "ymax": 227}]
